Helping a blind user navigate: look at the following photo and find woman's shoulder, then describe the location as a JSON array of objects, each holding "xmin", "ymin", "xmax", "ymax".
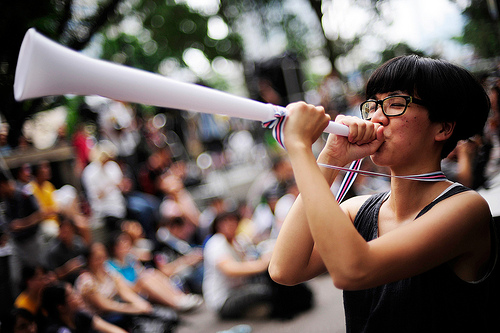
[
  {"xmin": 205, "ymin": 233, "xmax": 226, "ymax": 245},
  {"xmin": 340, "ymin": 193, "xmax": 387, "ymax": 222},
  {"xmin": 75, "ymin": 271, "xmax": 96, "ymax": 293},
  {"xmin": 430, "ymin": 185, "xmax": 490, "ymax": 217}
]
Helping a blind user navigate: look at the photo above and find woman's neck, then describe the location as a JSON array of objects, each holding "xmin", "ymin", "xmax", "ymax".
[
  {"xmin": 387, "ymin": 176, "xmax": 452, "ymax": 220},
  {"xmin": 90, "ymin": 266, "xmax": 105, "ymax": 279},
  {"xmin": 114, "ymin": 255, "xmax": 126, "ymax": 265}
]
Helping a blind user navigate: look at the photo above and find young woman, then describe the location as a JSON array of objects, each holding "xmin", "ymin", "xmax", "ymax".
[
  {"xmin": 203, "ymin": 211, "xmax": 313, "ymax": 319},
  {"xmin": 203, "ymin": 211, "xmax": 274, "ymax": 319},
  {"xmin": 74, "ymin": 242, "xmax": 153, "ymax": 328},
  {"xmin": 106, "ymin": 231, "xmax": 203, "ymax": 312},
  {"xmin": 269, "ymin": 55, "xmax": 499, "ymax": 331}
]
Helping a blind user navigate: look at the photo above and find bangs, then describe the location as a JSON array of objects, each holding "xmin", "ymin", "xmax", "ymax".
[{"xmin": 366, "ymin": 55, "xmax": 424, "ymax": 99}]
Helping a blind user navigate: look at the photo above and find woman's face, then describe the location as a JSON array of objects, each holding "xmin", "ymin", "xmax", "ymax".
[
  {"xmin": 114, "ymin": 234, "xmax": 132, "ymax": 259},
  {"xmin": 368, "ymin": 91, "xmax": 441, "ymax": 169},
  {"xmin": 217, "ymin": 216, "xmax": 239, "ymax": 241}
]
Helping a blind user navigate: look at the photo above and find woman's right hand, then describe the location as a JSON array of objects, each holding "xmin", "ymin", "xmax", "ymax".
[{"xmin": 318, "ymin": 115, "xmax": 385, "ymax": 166}]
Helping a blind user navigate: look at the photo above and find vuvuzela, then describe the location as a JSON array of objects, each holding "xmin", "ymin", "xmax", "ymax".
[{"xmin": 14, "ymin": 28, "xmax": 349, "ymax": 136}]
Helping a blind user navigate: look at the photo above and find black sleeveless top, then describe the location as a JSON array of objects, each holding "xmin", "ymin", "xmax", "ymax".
[{"xmin": 343, "ymin": 184, "xmax": 500, "ymax": 332}]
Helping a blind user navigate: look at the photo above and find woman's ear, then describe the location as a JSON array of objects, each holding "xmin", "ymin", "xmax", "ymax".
[{"xmin": 435, "ymin": 122, "xmax": 455, "ymax": 142}]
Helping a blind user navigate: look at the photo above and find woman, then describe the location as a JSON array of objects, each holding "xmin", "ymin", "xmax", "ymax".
[
  {"xmin": 269, "ymin": 55, "xmax": 499, "ymax": 331},
  {"xmin": 203, "ymin": 211, "xmax": 273, "ymax": 319},
  {"xmin": 74, "ymin": 242, "xmax": 153, "ymax": 328},
  {"xmin": 106, "ymin": 231, "xmax": 203, "ymax": 312},
  {"xmin": 203, "ymin": 211, "xmax": 312, "ymax": 319}
]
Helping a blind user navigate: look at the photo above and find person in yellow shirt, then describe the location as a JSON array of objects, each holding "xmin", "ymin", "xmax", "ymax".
[
  {"xmin": 30, "ymin": 160, "xmax": 59, "ymax": 241},
  {"xmin": 14, "ymin": 265, "xmax": 54, "ymax": 316},
  {"xmin": 31, "ymin": 160, "xmax": 57, "ymax": 219}
]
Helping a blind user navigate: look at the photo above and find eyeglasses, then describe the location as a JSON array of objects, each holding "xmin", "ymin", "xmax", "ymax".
[{"xmin": 360, "ymin": 95, "xmax": 426, "ymax": 120}]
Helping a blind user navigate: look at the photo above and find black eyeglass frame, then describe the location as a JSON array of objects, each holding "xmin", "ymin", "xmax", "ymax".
[{"xmin": 359, "ymin": 95, "xmax": 427, "ymax": 120}]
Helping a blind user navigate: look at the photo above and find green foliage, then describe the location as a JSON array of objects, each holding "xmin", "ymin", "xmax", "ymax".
[
  {"xmin": 460, "ymin": 0, "xmax": 500, "ymax": 58},
  {"xmin": 100, "ymin": 0, "xmax": 243, "ymax": 73}
]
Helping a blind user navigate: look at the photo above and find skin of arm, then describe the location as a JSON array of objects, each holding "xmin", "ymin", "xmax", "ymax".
[
  {"xmin": 218, "ymin": 253, "xmax": 271, "ymax": 278},
  {"xmin": 84, "ymin": 274, "xmax": 152, "ymax": 315},
  {"xmin": 157, "ymin": 250, "xmax": 203, "ymax": 277},
  {"xmin": 10, "ymin": 210, "xmax": 43, "ymax": 232},
  {"xmin": 54, "ymin": 257, "xmax": 85, "ymax": 280},
  {"xmin": 269, "ymin": 102, "xmax": 491, "ymax": 290},
  {"xmin": 85, "ymin": 291, "xmax": 145, "ymax": 315},
  {"xmin": 113, "ymin": 275, "xmax": 152, "ymax": 313}
]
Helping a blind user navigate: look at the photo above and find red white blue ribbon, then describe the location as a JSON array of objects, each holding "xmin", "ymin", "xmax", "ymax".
[
  {"xmin": 333, "ymin": 159, "xmax": 363, "ymax": 203},
  {"xmin": 318, "ymin": 162, "xmax": 448, "ymax": 182},
  {"xmin": 319, "ymin": 161, "xmax": 448, "ymax": 203},
  {"xmin": 262, "ymin": 104, "xmax": 287, "ymax": 149}
]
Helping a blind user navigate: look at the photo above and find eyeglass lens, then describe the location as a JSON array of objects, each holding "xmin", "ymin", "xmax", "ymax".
[{"xmin": 361, "ymin": 96, "xmax": 408, "ymax": 120}]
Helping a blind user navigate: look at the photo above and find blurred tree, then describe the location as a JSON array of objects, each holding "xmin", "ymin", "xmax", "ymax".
[
  {"xmin": 99, "ymin": 1, "xmax": 243, "ymax": 84},
  {"xmin": 0, "ymin": 0, "xmax": 245, "ymax": 148},
  {"xmin": 0, "ymin": 0, "xmax": 125, "ymax": 148},
  {"xmin": 459, "ymin": 0, "xmax": 500, "ymax": 58}
]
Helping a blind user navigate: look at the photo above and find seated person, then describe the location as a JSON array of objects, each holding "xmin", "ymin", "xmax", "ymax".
[
  {"xmin": 203, "ymin": 211, "xmax": 273, "ymax": 319},
  {"xmin": 203, "ymin": 211, "xmax": 313, "ymax": 319},
  {"xmin": 74, "ymin": 242, "xmax": 153, "ymax": 329},
  {"xmin": 45, "ymin": 215, "xmax": 89, "ymax": 285},
  {"xmin": 14, "ymin": 265, "xmax": 54, "ymax": 317},
  {"xmin": 41, "ymin": 281, "xmax": 127, "ymax": 333},
  {"xmin": 106, "ymin": 231, "xmax": 202, "ymax": 312},
  {"xmin": 154, "ymin": 216, "xmax": 204, "ymax": 294}
]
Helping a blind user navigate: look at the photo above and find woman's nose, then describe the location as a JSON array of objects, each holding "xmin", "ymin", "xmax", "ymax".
[{"xmin": 370, "ymin": 104, "xmax": 388, "ymax": 125}]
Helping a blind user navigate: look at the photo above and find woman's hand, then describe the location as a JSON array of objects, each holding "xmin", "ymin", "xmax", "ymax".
[
  {"xmin": 134, "ymin": 299, "xmax": 153, "ymax": 314},
  {"xmin": 318, "ymin": 114, "xmax": 385, "ymax": 166},
  {"xmin": 283, "ymin": 102, "xmax": 331, "ymax": 152}
]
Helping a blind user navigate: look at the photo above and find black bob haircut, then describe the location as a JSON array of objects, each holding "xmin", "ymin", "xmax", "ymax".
[
  {"xmin": 366, "ymin": 55, "xmax": 490, "ymax": 158},
  {"xmin": 41, "ymin": 282, "xmax": 67, "ymax": 319}
]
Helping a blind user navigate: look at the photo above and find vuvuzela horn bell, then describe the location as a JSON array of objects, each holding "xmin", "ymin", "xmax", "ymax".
[{"xmin": 14, "ymin": 28, "xmax": 349, "ymax": 136}]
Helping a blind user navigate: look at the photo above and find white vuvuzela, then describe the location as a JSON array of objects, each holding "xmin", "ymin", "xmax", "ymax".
[{"xmin": 14, "ymin": 28, "xmax": 349, "ymax": 137}]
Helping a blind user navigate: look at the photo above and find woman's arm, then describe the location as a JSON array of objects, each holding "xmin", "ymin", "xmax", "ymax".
[
  {"xmin": 113, "ymin": 275, "xmax": 152, "ymax": 313},
  {"xmin": 217, "ymin": 255, "xmax": 270, "ymax": 278},
  {"xmin": 84, "ymin": 290, "xmax": 147, "ymax": 315},
  {"xmin": 156, "ymin": 251, "xmax": 203, "ymax": 277},
  {"xmin": 271, "ymin": 102, "xmax": 491, "ymax": 290},
  {"xmin": 270, "ymin": 103, "xmax": 381, "ymax": 285}
]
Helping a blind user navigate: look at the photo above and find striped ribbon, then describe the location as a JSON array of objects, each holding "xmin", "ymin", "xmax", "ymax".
[
  {"xmin": 319, "ymin": 161, "xmax": 448, "ymax": 203},
  {"xmin": 332, "ymin": 159, "xmax": 363, "ymax": 203},
  {"xmin": 262, "ymin": 104, "xmax": 287, "ymax": 149},
  {"xmin": 262, "ymin": 107, "xmax": 447, "ymax": 203}
]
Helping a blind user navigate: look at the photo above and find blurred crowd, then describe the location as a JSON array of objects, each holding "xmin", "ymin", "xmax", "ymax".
[
  {"xmin": 0, "ymin": 65, "xmax": 499, "ymax": 333},
  {"xmin": 0, "ymin": 98, "xmax": 314, "ymax": 333}
]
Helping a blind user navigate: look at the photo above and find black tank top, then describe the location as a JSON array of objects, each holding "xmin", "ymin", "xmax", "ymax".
[{"xmin": 343, "ymin": 184, "xmax": 500, "ymax": 332}]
